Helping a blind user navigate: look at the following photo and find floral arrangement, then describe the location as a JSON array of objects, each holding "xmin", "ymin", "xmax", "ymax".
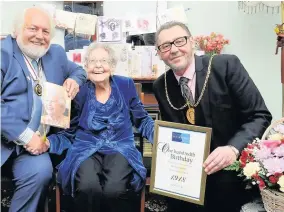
[
  {"xmin": 194, "ymin": 32, "xmax": 229, "ymax": 55},
  {"xmin": 274, "ymin": 23, "xmax": 284, "ymax": 36},
  {"xmin": 224, "ymin": 123, "xmax": 284, "ymax": 193},
  {"xmin": 274, "ymin": 23, "xmax": 284, "ymax": 55}
]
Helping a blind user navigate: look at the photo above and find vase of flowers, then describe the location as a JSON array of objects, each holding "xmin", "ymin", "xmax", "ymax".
[
  {"xmin": 194, "ymin": 32, "xmax": 229, "ymax": 56},
  {"xmin": 224, "ymin": 118, "xmax": 284, "ymax": 212}
]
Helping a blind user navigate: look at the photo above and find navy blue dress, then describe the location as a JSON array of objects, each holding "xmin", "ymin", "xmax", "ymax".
[{"xmin": 48, "ymin": 76, "xmax": 154, "ymax": 197}]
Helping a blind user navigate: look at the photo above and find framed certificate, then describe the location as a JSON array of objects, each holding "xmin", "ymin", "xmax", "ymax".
[{"xmin": 150, "ymin": 120, "xmax": 212, "ymax": 205}]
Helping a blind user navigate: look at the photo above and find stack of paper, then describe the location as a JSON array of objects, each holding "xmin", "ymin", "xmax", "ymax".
[
  {"xmin": 75, "ymin": 13, "xmax": 97, "ymax": 35},
  {"xmin": 55, "ymin": 10, "xmax": 77, "ymax": 30}
]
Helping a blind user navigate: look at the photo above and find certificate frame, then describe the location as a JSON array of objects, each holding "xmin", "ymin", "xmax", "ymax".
[{"xmin": 150, "ymin": 120, "xmax": 212, "ymax": 205}]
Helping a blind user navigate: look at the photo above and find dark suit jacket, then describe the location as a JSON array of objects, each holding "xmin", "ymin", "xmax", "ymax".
[
  {"xmin": 153, "ymin": 54, "xmax": 272, "ymax": 154},
  {"xmin": 153, "ymin": 54, "xmax": 271, "ymax": 211}
]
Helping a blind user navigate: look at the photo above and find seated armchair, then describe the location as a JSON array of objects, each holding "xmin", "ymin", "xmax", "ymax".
[{"xmin": 54, "ymin": 131, "xmax": 150, "ymax": 212}]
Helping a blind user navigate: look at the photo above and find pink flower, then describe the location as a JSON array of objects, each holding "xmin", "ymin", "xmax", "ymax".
[
  {"xmin": 274, "ymin": 173, "xmax": 283, "ymax": 179},
  {"xmin": 216, "ymin": 34, "xmax": 223, "ymax": 39},
  {"xmin": 261, "ymin": 140, "xmax": 281, "ymax": 149},
  {"xmin": 273, "ymin": 144, "xmax": 284, "ymax": 157},
  {"xmin": 225, "ymin": 136, "xmax": 284, "ymax": 193},
  {"xmin": 262, "ymin": 157, "xmax": 284, "ymax": 175},
  {"xmin": 258, "ymin": 179, "xmax": 266, "ymax": 190},
  {"xmin": 255, "ymin": 146, "xmax": 272, "ymax": 160},
  {"xmin": 194, "ymin": 33, "xmax": 229, "ymax": 54},
  {"xmin": 274, "ymin": 124, "xmax": 284, "ymax": 134},
  {"xmin": 217, "ymin": 45, "xmax": 223, "ymax": 50}
]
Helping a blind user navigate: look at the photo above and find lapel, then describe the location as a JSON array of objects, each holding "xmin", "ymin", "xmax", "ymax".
[
  {"xmin": 41, "ymin": 51, "xmax": 53, "ymax": 82},
  {"xmin": 12, "ymin": 39, "xmax": 33, "ymax": 116},
  {"xmin": 195, "ymin": 55, "xmax": 212, "ymax": 127},
  {"xmin": 166, "ymin": 70, "xmax": 188, "ymax": 123}
]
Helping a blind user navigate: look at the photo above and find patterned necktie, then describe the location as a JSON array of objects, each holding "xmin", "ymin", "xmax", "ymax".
[{"xmin": 179, "ymin": 77, "xmax": 194, "ymax": 105}]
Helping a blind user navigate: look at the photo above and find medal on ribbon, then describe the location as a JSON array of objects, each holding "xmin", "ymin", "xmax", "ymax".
[{"xmin": 34, "ymin": 83, "xmax": 43, "ymax": 96}]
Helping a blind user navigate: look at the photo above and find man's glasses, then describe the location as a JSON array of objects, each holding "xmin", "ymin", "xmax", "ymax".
[{"xmin": 158, "ymin": 36, "xmax": 190, "ymax": 53}]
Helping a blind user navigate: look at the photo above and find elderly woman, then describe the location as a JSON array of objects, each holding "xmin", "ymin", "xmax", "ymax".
[{"xmin": 46, "ymin": 43, "xmax": 154, "ymax": 212}]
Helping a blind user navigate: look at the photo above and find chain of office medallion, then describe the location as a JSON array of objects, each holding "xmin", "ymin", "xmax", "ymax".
[{"xmin": 164, "ymin": 54, "xmax": 216, "ymax": 110}]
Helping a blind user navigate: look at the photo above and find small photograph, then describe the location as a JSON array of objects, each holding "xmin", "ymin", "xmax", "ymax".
[{"xmin": 41, "ymin": 82, "xmax": 71, "ymax": 129}]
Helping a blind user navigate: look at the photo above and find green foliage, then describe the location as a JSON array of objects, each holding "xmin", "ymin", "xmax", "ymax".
[{"xmin": 224, "ymin": 161, "xmax": 241, "ymax": 171}]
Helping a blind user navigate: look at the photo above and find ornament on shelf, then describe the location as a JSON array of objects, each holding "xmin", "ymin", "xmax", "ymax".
[{"xmin": 274, "ymin": 23, "xmax": 284, "ymax": 55}]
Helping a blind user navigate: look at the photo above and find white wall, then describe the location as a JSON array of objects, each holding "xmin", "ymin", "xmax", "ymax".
[
  {"xmin": 0, "ymin": 1, "xmax": 65, "ymax": 47},
  {"xmin": 103, "ymin": 1, "xmax": 160, "ymax": 17},
  {"xmin": 1, "ymin": 1, "xmax": 281, "ymax": 119},
  {"xmin": 105, "ymin": 1, "xmax": 282, "ymax": 120},
  {"xmin": 167, "ymin": 1, "xmax": 281, "ymax": 120}
]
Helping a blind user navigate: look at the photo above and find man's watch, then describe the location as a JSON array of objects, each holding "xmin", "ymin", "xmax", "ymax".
[{"xmin": 228, "ymin": 145, "xmax": 240, "ymax": 158}]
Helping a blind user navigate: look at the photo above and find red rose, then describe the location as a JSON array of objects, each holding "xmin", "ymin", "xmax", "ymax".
[
  {"xmin": 274, "ymin": 173, "xmax": 283, "ymax": 179},
  {"xmin": 240, "ymin": 150, "xmax": 248, "ymax": 163},
  {"xmin": 258, "ymin": 179, "xmax": 266, "ymax": 190},
  {"xmin": 247, "ymin": 144, "xmax": 254, "ymax": 149},
  {"xmin": 248, "ymin": 156, "xmax": 254, "ymax": 162},
  {"xmin": 240, "ymin": 162, "xmax": 246, "ymax": 168},
  {"xmin": 252, "ymin": 173, "xmax": 261, "ymax": 181},
  {"xmin": 269, "ymin": 176, "xmax": 278, "ymax": 184}
]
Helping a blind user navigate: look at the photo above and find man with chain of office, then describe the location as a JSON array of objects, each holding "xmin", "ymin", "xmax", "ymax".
[{"xmin": 153, "ymin": 21, "xmax": 272, "ymax": 212}]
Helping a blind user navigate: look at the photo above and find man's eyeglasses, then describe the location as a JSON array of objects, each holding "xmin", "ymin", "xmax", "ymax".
[{"xmin": 158, "ymin": 36, "xmax": 191, "ymax": 53}]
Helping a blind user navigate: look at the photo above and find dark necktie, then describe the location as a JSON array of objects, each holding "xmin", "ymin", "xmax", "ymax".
[{"xmin": 179, "ymin": 77, "xmax": 194, "ymax": 105}]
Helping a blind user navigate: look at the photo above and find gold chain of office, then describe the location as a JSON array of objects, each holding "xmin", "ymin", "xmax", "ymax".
[{"xmin": 165, "ymin": 54, "xmax": 216, "ymax": 110}]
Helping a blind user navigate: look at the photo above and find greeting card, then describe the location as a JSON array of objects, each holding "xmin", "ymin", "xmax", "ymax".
[{"xmin": 97, "ymin": 17, "xmax": 123, "ymax": 42}]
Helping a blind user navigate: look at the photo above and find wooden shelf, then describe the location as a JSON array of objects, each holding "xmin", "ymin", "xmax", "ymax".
[
  {"xmin": 142, "ymin": 94, "xmax": 157, "ymax": 105},
  {"xmin": 133, "ymin": 77, "xmax": 157, "ymax": 82}
]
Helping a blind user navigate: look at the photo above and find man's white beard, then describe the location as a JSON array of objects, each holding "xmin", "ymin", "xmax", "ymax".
[{"xmin": 17, "ymin": 35, "xmax": 50, "ymax": 59}]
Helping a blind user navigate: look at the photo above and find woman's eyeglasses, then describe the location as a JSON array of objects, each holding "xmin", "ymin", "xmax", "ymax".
[{"xmin": 88, "ymin": 59, "xmax": 109, "ymax": 66}]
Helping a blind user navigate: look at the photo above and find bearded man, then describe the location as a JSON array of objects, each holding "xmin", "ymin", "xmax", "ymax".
[{"xmin": 1, "ymin": 6, "xmax": 86, "ymax": 212}]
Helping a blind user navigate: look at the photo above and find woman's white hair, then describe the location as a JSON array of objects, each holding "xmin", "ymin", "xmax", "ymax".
[
  {"xmin": 11, "ymin": 6, "xmax": 56, "ymax": 38},
  {"xmin": 84, "ymin": 42, "xmax": 118, "ymax": 69}
]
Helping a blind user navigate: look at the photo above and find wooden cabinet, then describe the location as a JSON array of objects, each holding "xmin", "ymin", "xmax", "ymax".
[{"xmin": 133, "ymin": 77, "xmax": 157, "ymax": 104}]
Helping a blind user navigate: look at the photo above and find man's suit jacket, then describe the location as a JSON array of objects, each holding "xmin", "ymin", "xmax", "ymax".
[
  {"xmin": 1, "ymin": 35, "xmax": 87, "ymax": 166},
  {"xmin": 153, "ymin": 54, "xmax": 272, "ymax": 154}
]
